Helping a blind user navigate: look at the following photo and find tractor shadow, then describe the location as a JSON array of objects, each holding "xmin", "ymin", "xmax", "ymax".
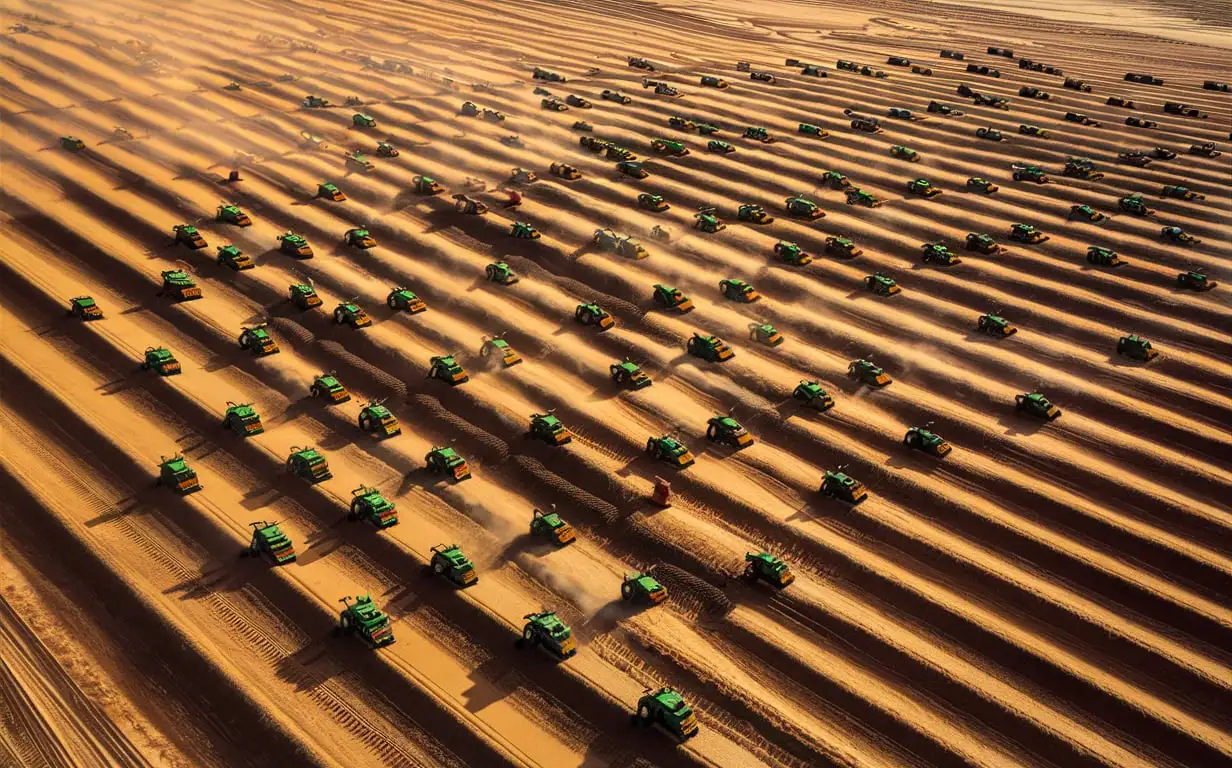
[
  {"xmin": 394, "ymin": 467, "xmax": 433, "ymax": 498},
  {"xmin": 84, "ymin": 495, "xmax": 145, "ymax": 528},
  {"xmin": 263, "ymin": 398, "xmax": 316, "ymax": 429},
  {"xmin": 462, "ymin": 654, "xmax": 519, "ymax": 713},
  {"xmin": 274, "ymin": 640, "xmax": 349, "ymax": 693},
  {"xmin": 491, "ymin": 532, "xmax": 543, "ymax": 566},
  {"xmin": 97, "ymin": 373, "xmax": 142, "ymax": 396},
  {"xmin": 883, "ymin": 450, "xmax": 942, "ymax": 473},
  {"xmin": 318, "ymin": 429, "xmax": 358, "ymax": 452},
  {"xmin": 163, "ymin": 561, "xmax": 251, "ymax": 601},
  {"xmin": 996, "ymin": 411, "xmax": 1049, "ymax": 437},
  {"xmin": 577, "ymin": 600, "xmax": 643, "ymax": 641},
  {"xmin": 294, "ymin": 529, "xmax": 347, "ymax": 567},
  {"xmin": 240, "ymin": 483, "xmax": 285, "ymax": 511}
]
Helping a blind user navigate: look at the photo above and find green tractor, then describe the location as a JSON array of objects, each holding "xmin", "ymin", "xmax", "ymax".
[
  {"xmin": 173, "ymin": 224, "xmax": 207, "ymax": 249},
  {"xmin": 593, "ymin": 228, "xmax": 649, "ymax": 260},
  {"xmin": 611, "ymin": 359, "xmax": 652, "ymax": 390},
  {"xmin": 480, "ymin": 334, "xmax": 522, "ymax": 367},
  {"xmin": 1063, "ymin": 158, "xmax": 1102, "ymax": 180},
  {"xmin": 1118, "ymin": 334, "xmax": 1158, "ymax": 361},
  {"xmin": 1117, "ymin": 194, "xmax": 1155, "ymax": 216},
  {"xmin": 848, "ymin": 358, "xmax": 891, "ymax": 387},
  {"xmin": 906, "ymin": 178, "xmax": 942, "ymax": 197},
  {"xmin": 245, "ymin": 521, "xmax": 295, "ymax": 564},
  {"xmin": 820, "ymin": 468, "xmax": 868, "ymax": 503},
  {"xmin": 303, "ymin": 95, "xmax": 330, "ymax": 108},
  {"xmin": 743, "ymin": 126, "xmax": 772, "ymax": 142},
  {"xmin": 1015, "ymin": 391, "xmax": 1061, "ymax": 420},
  {"xmin": 621, "ymin": 572, "xmax": 668, "ymax": 604},
  {"xmin": 706, "ymin": 139, "xmax": 735, "ymax": 154},
  {"xmin": 749, "ymin": 322, "xmax": 783, "ymax": 347},
  {"xmin": 774, "ymin": 241, "xmax": 813, "ymax": 265},
  {"xmin": 215, "ymin": 204, "xmax": 251, "ymax": 227},
  {"xmin": 890, "ymin": 145, "xmax": 919, "ymax": 162},
  {"xmin": 975, "ymin": 127, "xmax": 1003, "ymax": 141},
  {"xmin": 784, "ymin": 195, "xmax": 824, "ymax": 219},
  {"xmin": 529, "ymin": 411, "xmax": 572, "ymax": 445},
  {"xmin": 159, "ymin": 268, "xmax": 202, "ymax": 301},
  {"xmin": 311, "ymin": 371, "xmax": 351, "ymax": 403},
  {"xmin": 1161, "ymin": 185, "xmax": 1204, "ymax": 201},
  {"xmin": 277, "ymin": 231, "xmax": 314, "ymax": 258},
  {"xmin": 343, "ymin": 227, "xmax": 377, "ymax": 249},
  {"xmin": 965, "ymin": 233, "xmax": 1000, "ymax": 255},
  {"xmin": 1018, "ymin": 124, "xmax": 1050, "ymax": 138},
  {"xmin": 412, "ymin": 175, "xmax": 443, "ymax": 194},
  {"xmin": 693, "ymin": 207, "xmax": 727, "ymax": 233},
  {"xmin": 920, "ymin": 242, "xmax": 961, "ymax": 266},
  {"xmin": 1177, "ymin": 271, "xmax": 1215, "ymax": 291},
  {"xmin": 289, "ymin": 282, "xmax": 323, "ymax": 309},
  {"xmin": 216, "ymin": 244, "xmax": 254, "ymax": 270},
  {"xmin": 67, "ymin": 296, "xmax": 103, "ymax": 320},
  {"xmin": 638, "ymin": 193, "xmax": 670, "ymax": 212},
  {"xmin": 317, "ymin": 182, "xmax": 347, "ymax": 202},
  {"xmin": 60, "ymin": 136, "xmax": 86, "ymax": 151},
  {"xmin": 486, "ymin": 261, "xmax": 519, "ymax": 285},
  {"xmin": 352, "ymin": 113, "xmax": 376, "ymax": 128},
  {"xmin": 845, "ymin": 188, "xmax": 883, "ymax": 207},
  {"xmin": 706, "ymin": 413, "xmax": 753, "ymax": 449},
  {"xmin": 429, "ymin": 544, "xmax": 478, "ymax": 586},
  {"xmin": 1011, "ymin": 164, "xmax": 1050, "ymax": 183},
  {"xmin": 719, "ymin": 278, "xmax": 760, "ymax": 303},
  {"xmin": 333, "ymin": 299, "xmax": 372, "ymax": 329},
  {"xmin": 426, "ymin": 446, "xmax": 471, "ymax": 481},
  {"xmin": 347, "ymin": 150, "xmax": 374, "ymax": 173},
  {"xmin": 387, "ymin": 286, "xmax": 427, "ymax": 313},
  {"xmin": 531, "ymin": 506, "xmax": 576, "ymax": 545},
  {"xmin": 337, "ymin": 596, "xmax": 395, "ymax": 648},
  {"xmin": 1086, "ymin": 246, "xmax": 1126, "ymax": 267},
  {"xmin": 825, "ymin": 236, "xmax": 862, "ymax": 257},
  {"xmin": 617, "ymin": 161, "xmax": 649, "ymax": 179},
  {"xmin": 517, "ymin": 612, "xmax": 576, "ymax": 659},
  {"xmin": 736, "ymin": 204, "xmax": 774, "ymax": 224},
  {"xmin": 156, "ymin": 454, "xmax": 202, "ymax": 494},
  {"xmin": 743, "ymin": 551, "xmax": 795, "ymax": 587},
  {"xmin": 646, "ymin": 434, "xmax": 695, "ymax": 468},
  {"xmin": 799, "ymin": 123, "xmax": 829, "ymax": 137},
  {"xmin": 697, "ymin": 123, "xmax": 720, "ymax": 135},
  {"xmin": 511, "ymin": 221, "xmax": 541, "ymax": 240},
  {"xmin": 822, "ymin": 170, "xmax": 851, "ymax": 189},
  {"xmin": 687, "ymin": 333, "xmax": 734, "ymax": 362},
  {"xmin": 700, "ymin": 75, "xmax": 729, "ymax": 88},
  {"xmin": 793, "ymin": 380, "xmax": 834, "ymax": 411},
  {"xmin": 632, "ymin": 687, "xmax": 699, "ymax": 741},
  {"xmin": 575, "ymin": 302, "xmax": 615, "ymax": 330},
  {"xmin": 865, "ymin": 272, "xmax": 900, "ymax": 295},
  {"xmin": 222, "ymin": 401, "xmax": 263, "ymax": 436},
  {"xmin": 428, "ymin": 355, "xmax": 469, "ymax": 384},
  {"xmin": 904, "ymin": 425, "xmax": 952, "ymax": 456},
  {"xmin": 650, "ymin": 137, "xmax": 690, "ymax": 156},
  {"xmin": 359, "ymin": 398, "xmax": 401, "ymax": 437},
  {"xmin": 1160, "ymin": 227, "xmax": 1200, "ymax": 246},
  {"xmin": 1070, "ymin": 204, "xmax": 1106, "ymax": 222},
  {"xmin": 652, "ymin": 284, "xmax": 694, "ymax": 313},
  {"xmin": 236, "ymin": 322, "xmax": 279, "ymax": 355},
  {"xmin": 967, "ymin": 177, "xmax": 998, "ymax": 194},
  {"xmin": 977, "ymin": 313, "xmax": 1017, "ymax": 337},
  {"xmin": 349, "ymin": 486, "xmax": 398, "ymax": 528},
  {"xmin": 1008, "ymin": 223, "xmax": 1048, "ymax": 244},
  {"xmin": 142, "ymin": 346, "xmax": 181, "ymax": 376},
  {"xmin": 376, "ymin": 141, "xmax": 399, "ymax": 157},
  {"xmin": 287, "ymin": 446, "xmax": 332, "ymax": 482}
]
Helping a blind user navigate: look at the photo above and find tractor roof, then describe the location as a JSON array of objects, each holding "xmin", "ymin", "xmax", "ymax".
[
  {"xmin": 434, "ymin": 355, "xmax": 462, "ymax": 368},
  {"xmin": 1025, "ymin": 392, "xmax": 1052, "ymax": 405},
  {"xmin": 162, "ymin": 456, "xmax": 189, "ymax": 472},
  {"xmin": 291, "ymin": 283, "xmax": 316, "ymax": 293},
  {"xmin": 827, "ymin": 470, "xmax": 857, "ymax": 486},
  {"xmin": 617, "ymin": 361, "xmax": 640, "ymax": 373},
  {"xmin": 228, "ymin": 402, "xmax": 257, "ymax": 416},
  {"xmin": 321, "ymin": 182, "xmax": 338, "ymax": 190},
  {"xmin": 632, "ymin": 574, "xmax": 663, "ymax": 592},
  {"xmin": 651, "ymin": 688, "xmax": 691, "ymax": 712},
  {"xmin": 433, "ymin": 544, "xmax": 471, "ymax": 566},
  {"xmin": 72, "ymin": 296, "xmax": 96, "ymax": 306},
  {"xmin": 163, "ymin": 268, "xmax": 190, "ymax": 279},
  {"xmin": 339, "ymin": 302, "xmax": 360, "ymax": 312},
  {"xmin": 529, "ymin": 612, "xmax": 570, "ymax": 636},
  {"xmin": 431, "ymin": 446, "xmax": 461, "ymax": 461},
  {"xmin": 178, "ymin": 225, "xmax": 198, "ymax": 234},
  {"xmin": 294, "ymin": 447, "xmax": 326, "ymax": 462},
  {"xmin": 148, "ymin": 347, "xmax": 174, "ymax": 359},
  {"xmin": 316, "ymin": 373, "xmax": 341, "ymax": 386},
  {"xmin": 711, "ymin": 416, "xmax": 741, "ymax": 430},
  {"xmin": 834, "ymin": 236, "xmax": 855, "ymax": 245},
  {"xmin": 657, "ymin": 436, "xmax": 687, "ymax": 454},
  {"xmin": 220, "ymin": 204, "xmax": 241, "ymax": 213},
  {"xmin": 349, "ymin": 228, "xmax": 370, "ymax": 237},
  {"xmin": 283, "ymin": 232, "xmax": 306, "ymax": 243},
  {"xmin": 534, "ymin": 413, "xmax": 563, "ymax": 428},
  {"xmin": 363, "ymin": 402, "xmax": 392, "ymax": 417},
  {"xmin": 538, "ymin": 511, "xmax": 565, "ymax": 527}
]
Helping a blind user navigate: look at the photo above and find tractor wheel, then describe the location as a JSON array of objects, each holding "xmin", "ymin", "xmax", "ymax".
[
  {"xmin": 387, "ymin": 294, "xmax": 398, "ymax": 309},
  {"xmin": 223, "ymin": 415, "xmax": 232, "ymax": 430},
  {"xmin": 481, "ymin": 345, "xmax": 490, "ymax": 357},
  {"xmin": 311, "ymin": 385, "xmax": 321, "ymax": 398},
  {"xmin": 638, "ymin": 705, "xmax": 652, "ymax": 724},
  {"xmin": 522, "ymin": 627, "xmax": 535, "ymax": 644},
  {"xmin": 341, "ymin": 614, "xmax": 352, "ymax": 632},
  {"xmin": 360, "ymin": 415, "xmax": 371, "ymax": 430},
  {"xmin": 432, "ymin": 559, "xmax": 445, "ymax": 575},
  {"xmin": 348, "ymin": 502, "xmax": 359, "ymax": 520},
  {"xmin": 744, "ymin": 562, "xmax": 758, "ymax": 580},
  {"xmin": 334, "ymin": 310, "xmax": 344, "ymax": 324},
  {"xmin": 621, "ymin": 582, "xmax": 633, "ymax": 600}
]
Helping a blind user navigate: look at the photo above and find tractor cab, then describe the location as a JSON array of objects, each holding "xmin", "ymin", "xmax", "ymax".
[
  {"xmin": 217, "ymin": 244, "xmax": 254, "ymax": 270},
  {"xmin": 485, "ymin": 261, "xmax": 518, "ymax": 285},
  {"xmin": 774, "ymin": 241, "xmax": 813, "ymax": 265},
  {"xmin": 848, "ymin": 358, "xmax": 891, "ymax": 386},
  {"xmin": 223, "ymin": 402, "xmax": 264, "ymax": 436},
  {"xmin": 744, "ymin": 552, "xmax": 795, "ymax": 587},
  {"xmin": 173, "ymin": 224, "xmax": 207, "ymax": 249},
  {"xmin": 706, "ymin": 414, "xmax": 753, "ymax": 448},
  {"xmin": 687, "ymin": 333, "xmax": 734, "ymax": 362},
  {"xmin": 160, "ymin": 269, "xmax": 203, "ymax": 300},
  {"xmin": 289, "ymin": 282, "xmax": 323, "ymax": 309},
  {"xmin": 904, "ymin": 426, "xmax": 952, "ymax": 456},
  {"xmin": 820, "ymin": 469, "xmax": 868, "ymax": 503},
  {"xmin": 238, "ymin": 324, "xmax": 280, "ymax": 355},
  {"xmin": 142, "ymin": 346, "xmax": 181, "ymax": 376},
  {"xmin": 530, "ymin": 506, "xmax": 576, "ymax": 545},
  {"xmin": 646, "ymin": 434, "xmax": 695, "ymax": 468},
  {"xmin": 425, "ymin": 447, "xmax": 471, "ymax": 481},
  {"xmin": 287, "ymin": 446, "xmax": 332, "ymax": 482},
  {"xmin": 529, "ymin": 411, "xmax": 572, "ymax": 445},
  {"xmin": 387, "ymin": 286, "xmax": 427, "ymax": 313},
  {"xmin": 1015, "ymin": 392, "xmax": 1061, "ymax": 420},
  {"xmin": 793, "ymin": 380, "xmax": 834, "ymax": 411},
  {"xmin": 519, "ymin": 612, "xmax": 576, "ymax": 658},
  {"xmin": 338, "ymin": 596, "xmax": 395, "ymax": 647},
  {"xmin": 610, "ymin": 359, "xmax": 652, "ymax": 390},
  {"xmin": 157, "ymin": 454, "xmax": 201, "ymax": 494},
  {"xmin": 216, "ymin": 203, "xmax": 252, "ymax": 226},
  {"xmin": 343, "ymin": 227, "xmax": 377, "ymax": 248},
  {"xmin": 575, "ymin": 302, "xmax": 614, "ymax": 330},
  {"xmin": 865, "ymin": 272, "xmax": 900, "ymax": 295},
  {"xmin": 332, "ymin": 300, "xmax": 372, "ymax": 328},
  {"xmin": 480, "ymin": 334, "xmax": 522, "ymax": 367},
  {"xmin": 749, "ymin": 322, "xmax": 783, "ymax": 347},
  {"xmin": 358, "ymin": 399, "xmax": 401, "ymax": 437},
  {"xmin": 1118, "ymin": 334, "xmax": 1158, "ymax": 361},
  {"xmin": 311, "ymin": 371, "xmax": 351, "ymax": 403},
  {"xmin": 349, "ymin": 486, "xmax": 398, "ymax": 528},
  {"xmin": 67, "ymin": 295, "xmax": 103, "ymax": 320},
  {"xmin": 634, "ymin": 687, "xmax": 699, "ymax": 741},
  {"xmin": 428, "ymin": 355, "xmax": 469, "ymax": 385},
  {"xmin": 430, "ymin": 544, "xmax": 477, "ymax": 586},
  {"xmin": 277, "ymin": 232, "xmax": 314, "ymax": 257},
  {"xmin": 621, "ymin": 572, "xmax": 668, "ymax": 604},
  {"xmin": 246, "ymin": 521, "xmax": 295, "ymax": 564},
  {"xmin": 719, "ymin": 278, "xmax": 760, "ymax": 303},
  {"xmin": 317, "ymin": 182, "xmax": 347, "ymax": 201}
]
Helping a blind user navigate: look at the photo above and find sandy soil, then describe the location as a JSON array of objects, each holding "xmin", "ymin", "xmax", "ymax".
[{"xmin": 1, "ymin": 0, "xmax": 1230, "ymax": 765}]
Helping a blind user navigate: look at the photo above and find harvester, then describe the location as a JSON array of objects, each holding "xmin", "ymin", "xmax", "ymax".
[
  {"xmin": 346, "ymin": 150, "xmax": 374, "ymax": 172},
  {"xmin": 967, "ymin": 177, "xmax": 998, "ymax": 193},
  {"xmin": 1069, "ymin": 205, "xmax": 1106, "ymax": 222},
  {"xmin": 480, "ymin": 334, "xmax": 522, "ymax": 367},
  {"xmin": 310, "ymin": 371, "xmax": 351, "ymax": 403},
  {"xmin": 1118, "ymin": 334, "xmax": 1158, "ymax": 361},
  {"xmin": 594, "ymin": 228, "xmax": 649, "ymax": 259},
  {"xmin": 1063, "ymin": 158, "xmax": 1103, "ymax": 180},
  {"xmin": 784, "ymin": 195, "xmax": 824, "ymax": 219},
  {"xmin": 575, "ymin": 302, "xmax": 615, "ymax": 330},
  {"xmin": 1011, "ymin": 164, "xmax": 1050, "ymax": 183},
  {"xmin": 289, "ymin": 282, "xmax": 323, "ymax": 309},
  {"xmin": 1015, "ymin": 392, "xmax": 1061, "ymax": 420},
  {"xmin": 349, "ymin": 486, "xmax": 398, "ymax": 528},
  {"xmin": 743, "ymin": 126, "xmax": 773, "ymax": 142},
  {"xmin": 550, "ymin": 162, "xmax": 582, "ymax": 180},
  {"xmin": 60, "ymin": 136, "xmax": 86, "ymax": 150},
  {"xmin": 920, "ymin": 242, "xmax": 961, "ymax": 265},
  {"xmin": 621, "ymin": 572, "xmax": 667, "ymax": 604},
  {"xmin": 156, "ymin": 454, "xmax": 201, "ymax": 494},
  {"xmin": 343, "ymin": 227, "xmax": 376, "ymax": 249},
  {"xmin": 453, "ymin": 194, "xmax": 488, "ymax": 215},
  {"xmin": 287, "ymin": 446, "xmax": 332, "ymax": 482},
  {"xmin": 848, "ymin": 358, "xmax": 891, "ymax": 386},
  {"xmin": 1126, "ymin": 117, "xmax": 1159, "ymax": 129},
  {"xmin": 822, "ymin": 170, "xmax": 851, "ymax": 189},
  {"xmin": 246, "ymin": 521, "xmax": 295, "ymax": 564},
  {"xmin": 798, "ymin": 123, "xmax": 829, "ymax": 137},
  {"xmin": 1189, "ymin": 142, "xmax": 1221, "ymax": 158},
  {"xmin": 890, "ymin": 145, "xmax": 919, "ymax": 162},
  {"xmin": 700, "ymin": 75, "xmax": 729, "ymax": 88},
  {"xmin": 820, "ymin": 468, "xmax": 867, "ymax": 503},
  {"xmin": 907, "ymin": 178, "xmax": 942, "ymax": 197},
  {"xmin": 1177, "ymin": 271, "xmax": 1216, "ymax": 291},
  {"xmin": 351, "ymin": 113, "xmax": 376, "ymax": 128},
  {"xmin": 358, "ymin": 399, "xmax": 401, "ymax": 437},
  {"xmin": 850, "ymin": 117, "xmax": 881, "ymax": 133},
  {"xmin": 142, "ymin": 346, "xmax": 181, "ymax": 376},
  {"xmin": 601, "ymin": 89, "xmax": 631, "ymax": 104},
  {"xmin": 611, "ymin": 359, "xmax": 652, "ymax": 390},
  {"xmin": 646, "ymin": 434, "xmax": 695, "ymax": 468},
  {"xmin": 303, "ymin": 95, "xmax": 330, "ymax": 107},
  {"xmin": 532, "ymin": 67, "xmax": 566, "ymax": 82},
  {"xmin": 337, "ymin": 596, "xmax": 395, "ymax": 647},
  {"xmin": 793, "ymin": 380, "xmax": 834, "ymax": 411},
  {"xmin": 975, "ymin": 127, "xmax": 1003, "ymax": 141},
  {"xmin": 1118, "ymin": 151, "xmax": 1151, "ymax": 167},
  {"xmin": 694, "ymin": 207, "xmax": 727, "ymax": 232},
  {"xmin": 518, "ymin": 612, "xmax": 576, "ymax": 659},
  {"xmin": 238, "ymin": 323, "xmax": 279, "ymax": 355},
  {"xmin": 375, "ymin": 141, "xmax": 399, "ymax": 157},
  {"xmin": 904, "ymin": 425, "xmax": 952, "ymax": 456},
  {"xmin": 486, "ymin": 261, "xmax": 518, "ymax": 284},
  {"xmin": 332, "ymin": 299, "xmax": 372, "ymax": 328},
  {"xmin": 977, "ymin": 312, "xmax": 1017, "ymax": 336},
  {"xmin": 216, "ymin": 244, "xmax": 253, "ymax": 270},
  {"xmin": 566, "ymin": 94, "xmax": 592, "ymax": 108},
  {"xmin": 775, "ymin": 240, "xmax": 813, "ymax": 265},
  {"xmin": 865, "ymin": 272, "xmax": 900, "ymax": 295},
  {"xmin": 736, "ymin": 203, "xmax": 774, "ymax": 224},
  {"xmin": 529, "ymin": 411, "xmax": 572, "ymax": 445},
  {"xmin": 719, "ymin": 278, "xmax": 760, "ymax": 303},
  {"xmin": 744, "ymin": 552, "xmax": 795, "ymax": 587},
  {"xmin": 749, "ymin": 323, "xmax": 783, "ymax": 346},
  {"xmin": 386, "ymin": 286, "xmax": 426, "ymax": 313},
  {"xmin": 510, "ymin": 167, "xmax": 538, "ymax": 184},
  {"xmin": 707, "ymin": 140, "xmax": 735, "ymax": 153},
  {"xmin": 67, "ymin": 296, "xmax": 103, "ymax": 320},
  {"xmin": 1018, "ymin": 125, "xmax": 1050, "ymax": 138},
  {"xmin": 652, "ymin": 284, "xmax": 693, "ymax": 313},
  {"xmin": 412, "ymin": 175, "xmax": 443, "ymax": 194},
  {"xmin": 1106, "ymin": 95, "xmax": 1136, "ymax": 108},
  {"xmin": 706, "ymin": 413, "xmax": 753, "ymax": 448},
  {"xmin": 845, "ymin": 188, "xmax": 883, "ymax": 207},
  {"xmin": 317, "ymin": 182, "xmax": 346, "ymax": 201},
  {"xmin": 1160, "ymin": 226, "xmax": 1200, "ymax": 246},
  {"xmin": 633, "ymin": 688, "xmax": 699, "ymax": 741},
  {"xmin": 215, "ymin": 203, "xmax": 251, "ymax": 226},
  {"xmin": 965, "ymin": 233, "xmax": 1000, "ymax": 254},
  {"xmin": 221, "ymin": 401, "xmax": 262, "ymax": 436},
  {"xmin": 1018, "ymin": 86, "xmax": 1050, "ymax": 99},
  {"xmin": 428, "ymin": 355, "xmax": 469, "ymax": 384},
  {"xmin": 173, "ymin": 224, "xmax": 207, "ymax": 249},
  {"xmin": 687, "ymin": 333, "xmax": 734, "ymax": 362},
  {"xmin": 1009, "ymin": 223, "xmax": 1048, "ymax": 244},
  {"xmin": 429, "ymin": 544, "xmax": 478, "ymax": 585},
  {"xmin": 1086, "ymin": 246, "xmax": 1125, "ymax": 267},
  {"xmin": 531, "ymin": 506, "xmax": 576, "ymax": 545},
  {"xmin": 638, "ymin": 193, "xmax": 670, "ymax": 211},
  {"xmin": 1160, "ymin": 185, "xmax": 1203, "ymax": 200},
  {"xmin": 160, "ymin": 268, "xmax": 202, "ymax": 301},
  {"xmin": 277, "ymin": 232, "xmax": 313, "ymax": 258},
  {"xmin": 617, "ymin": 161, "xmax": 648, "ymax": 178},
  {"xmin": 510, "ymin": 222, "xmax": 541, "ymax": 239},
  {"xmin": 1117, "ymin": 194, "xmax": 1155, "ymax": 216}
]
